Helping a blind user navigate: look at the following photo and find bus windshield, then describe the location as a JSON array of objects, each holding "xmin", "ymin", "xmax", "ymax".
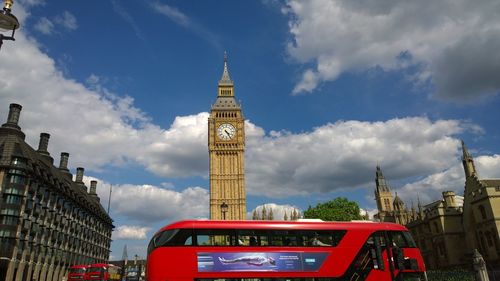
[{"xmin": 69, "ymin": 268, "xmax": 86, "ymax": 274}]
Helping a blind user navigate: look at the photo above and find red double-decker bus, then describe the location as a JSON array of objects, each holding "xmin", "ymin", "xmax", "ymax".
[
  {"xmin": 146, "ymin": 220, "xmax": 427, "ymax": 281},
  {"xmin": 67, "ymin": 264, "xmax": 87, "ymax": 281},
  {"xmin": 85, "ymin": 263, "xmax": 121, "ymax": 281}
]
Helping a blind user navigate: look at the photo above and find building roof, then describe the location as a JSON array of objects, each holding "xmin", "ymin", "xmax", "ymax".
[
  {"xmin": 481, "ymin": 179, "xmax": 500, "ymax": 187},
  {"xmin": 212, "ymin": 96, "xmax": 240, "ymax": 110}
]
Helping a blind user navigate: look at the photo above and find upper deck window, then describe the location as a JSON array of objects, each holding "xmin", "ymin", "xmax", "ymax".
[{"xmin": 148, "ymin": 227, "xmax": 347, "ymax": 255}]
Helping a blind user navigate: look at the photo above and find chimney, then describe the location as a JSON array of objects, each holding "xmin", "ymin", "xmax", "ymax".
[
  {"xmin": 443, "ymin": 191, "xmax": 457, "ymax": 208},
  {"xmin": 36, "ymin": 132, "xmax": 54, "ymax": 164},
  {"xmin": 90, "ymin": 180, "xmax": 97, "ymax": 195},
  {"xmin": 75, "ymin": 167, "xmax": 84, "ymax": 183},
  {"xmin": 59, "ymin": 152, "xmax": 69, "ymax": 171},
  {"xmin": 37, "ymin": 133, "xmax": 51, "ymax": 156},
  {"xmin": 1, "ymin": 104, "xmax": 26, "ymax": 139},
  {"xmin": 3, "ymin": 103, "xmax": 22, "ymax": 129}
]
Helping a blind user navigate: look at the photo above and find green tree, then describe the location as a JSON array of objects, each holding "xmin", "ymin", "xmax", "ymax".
[{"xmin": 303, "ymin": 197, "xmax": 363, "ymax": 221}]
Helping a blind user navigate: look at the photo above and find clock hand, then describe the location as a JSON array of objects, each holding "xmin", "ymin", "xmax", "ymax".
[{"xmin": 224, "ymin": 129, "xmax": 230, "ymax": 136}]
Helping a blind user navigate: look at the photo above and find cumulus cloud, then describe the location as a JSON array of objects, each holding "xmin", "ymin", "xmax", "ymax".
[
  {"xmin": 247, "ymin": 118, "xmax": 468, "ymax": 197},
  {"xmin": 0, "ymin": 25, "xmax": 208, "ymax": 177},
  {"xmin": 283, "ymin": 0, "xmax": 500, "ymax": 101},
  {"xmin": 0, "ymin": 3, "xmax": 491, "ymax": 207},
  {"xmin": 107, "ymin": 184, "xmax": 209, "ymax": 222},
  {"xmin": 80, "ymin": 176, "xmax": 208, "ymax": 223},
  {"xmin": 113, "ymin": 225, "xmax": 151, "ymax": 240},
  {"xmin": 395, "ymin": 154, "xmax": 500, "ymax": 205}
]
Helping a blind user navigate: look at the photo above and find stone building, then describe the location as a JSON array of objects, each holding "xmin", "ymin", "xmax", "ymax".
[
  {"xmin": 374, "ymin": 165, "xmax": 417, "ymax": 225},
  {"xmin": 0, "ymin": 104, "xmax": 114, "ymax": 281},
  {"xmin": 208, "ymin": 54, "xmax": 246, "ymax": 220},
  {"xmin": 461, "ymin": 141, "xmax": 500, "ymax": 267},
  {"xmin": 406, "ymin": 191, "xmax": 466, "ymax": 269},
  {"xmin": 375, "ymin": 141, "xmax": 500, "ymax": 269}
]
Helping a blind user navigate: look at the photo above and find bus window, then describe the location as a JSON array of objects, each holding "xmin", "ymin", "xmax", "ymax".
[
  {"xmin": 195, "ymin": 229, "xmax": 237, "ymax": 246},
  {"xmin": 237, "ymin": 230, "xmax": 268, "ymax": 246},
  {"xmin": 299, "ymin": 230, "xmax": 345, "ymax": 247},
  {"xmin": 402, "ymin": 231, "xmax": 417, "ymax": 248},
  {"xmin": 390, "ymin": 231, "xmax": 409, "ymax": 248},
  {"xmin": 148, "ymin": 228, "xmax": 193, "ymax": 253}
]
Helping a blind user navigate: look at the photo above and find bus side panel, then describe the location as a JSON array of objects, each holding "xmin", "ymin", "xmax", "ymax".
[{"xmin": 148, "ymin": 248, "xmax": 197, "ymax": 281}]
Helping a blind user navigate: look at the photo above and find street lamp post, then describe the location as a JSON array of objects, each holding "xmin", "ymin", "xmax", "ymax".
[
  {"xmin": 220, "ymin": 202, "xmax": 228, "ymax": 220},
  {"xmin": 0, "ymin": 0, "xmax": 20, "ymax": 50}
]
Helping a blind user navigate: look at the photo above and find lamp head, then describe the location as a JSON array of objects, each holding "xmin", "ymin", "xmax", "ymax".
[{"xmin": 0, "ymin": 0, "xmax": 19, "ymax": 31}]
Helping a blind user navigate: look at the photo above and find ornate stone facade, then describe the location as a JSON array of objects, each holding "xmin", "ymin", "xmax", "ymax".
[
  {"xmin": 0, "ymin": 104, "xmax": 114, "ymax": 281},
  {"xmin": 375, "ymin": 141, "xmax": 500, "ymax": 269},
  {"xmin": 208, "ymin": 55, "xmax": 246, "ymax": 220}
]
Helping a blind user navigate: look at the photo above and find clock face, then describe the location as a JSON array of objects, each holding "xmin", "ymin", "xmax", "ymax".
[{"xmin": 217, "ymin": 123, "xmax": 236, "ymax": 140}]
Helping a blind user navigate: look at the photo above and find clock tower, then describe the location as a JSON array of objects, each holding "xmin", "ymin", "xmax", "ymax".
[{"xmin": 208, "ymin": 54, "xmax": 246, "ymax": 220}]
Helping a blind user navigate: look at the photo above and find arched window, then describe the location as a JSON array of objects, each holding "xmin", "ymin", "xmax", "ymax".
[
  {"xmin": 479, "ymin": 205, "xmax": 487, "ymax": 220},
  {"xmin": 486, "ymin": 231, "xmax": 494, "ymax": 247}
]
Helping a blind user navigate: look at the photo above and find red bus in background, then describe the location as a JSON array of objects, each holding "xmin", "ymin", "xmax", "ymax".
[
  {"xmin": 146, "ymin": 220, "xmax": 427, "ymax": 281},
  {"xmin": 67, "ymin": 264, "xmax": 87, "ymax": 280},
  {"xmin": 85, "ymin": 263, "xmax": 121, "ymax": 281}
]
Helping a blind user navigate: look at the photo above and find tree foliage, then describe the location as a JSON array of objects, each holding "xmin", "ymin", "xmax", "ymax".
[{"xmin": 303, "ymin": 197, "xmax": 363, "ymax": 221}]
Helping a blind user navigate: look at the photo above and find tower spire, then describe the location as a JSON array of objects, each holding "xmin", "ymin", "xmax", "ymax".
[
  {"xmin": 375, "ymin": 165, "xmax": 390, "ymax": 192},
  {"xmin": 219, "ymin": 51, "xmax": 233, "ymax": 85},
  {"xmin": 461, "ymin": 140, "xmax": 477, "ymax": 178}
]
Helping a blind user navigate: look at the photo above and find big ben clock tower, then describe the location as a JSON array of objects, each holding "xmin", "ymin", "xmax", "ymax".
[{"xmin": 208, "ymin": 54, "xmax": 246, "ymax": 220}]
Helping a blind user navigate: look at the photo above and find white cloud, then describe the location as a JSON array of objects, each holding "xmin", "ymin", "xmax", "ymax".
[
  {"xmin": 111, "ymin": 0, "xmax": 145, "ymax": 41},
  {"xmin": 55, "ymin": 11, "xmax": 78, "ymax": 30},
  {"xmin": 34, "ymin": 17, "xmax": 54, "ymax": 34},
  {"xmin": 283, "ymin": 0, "xmax": 500, "ymax": 101},
  {"xmin": 80, "ymin": 176, "xmax": 208, "ymax": 223},
  {"xmin": 395, "ymin": 154, "xmax": 500, "ymax": 205},
  {"xmin": 246, "ymin": 118, "xmax": 468, "ymax": 197},
  {"xmin": 151, "ymin": 2, "xmax": 190, "ymax": 27},
  {"xmin": 33, "ymin": 11, "xmax": 77, "ymax": 35},
  {"xmin": 0, "ymin": 3, "xmax": 493, "ymax": 208},
  {"xmin": 106, "ymin": 184, "xmax": 209, "ymax": 223},
  {"xmin": 113, "ymin": 225, "xmax": 151, "ymax": 240},
  {"xmin": 151, "ymin": 2, "xmax": 221, "ymax": 51}
]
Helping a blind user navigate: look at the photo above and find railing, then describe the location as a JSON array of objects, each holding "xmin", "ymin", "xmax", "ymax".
[{"xmin": 426, "ymin": 269, "xmax": 474, "ymax": 281}]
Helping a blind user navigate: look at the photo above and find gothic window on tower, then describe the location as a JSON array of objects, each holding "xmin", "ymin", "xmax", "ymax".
[{"xmin": 479, "ymin": 205, "xmax": 487, "ymax": 220}]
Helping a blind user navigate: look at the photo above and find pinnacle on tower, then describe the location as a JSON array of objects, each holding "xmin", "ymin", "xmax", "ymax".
[
  {"xmin": 219, "ymin": 51, "xmax": 233, "ymax": 85},
  {"xmin": 375, "ymin": 165, "xmax": 390, "ymax": 193},
  {"xmin": 461, "ymin": 140, "xmax": 478, "ymax": 178}
]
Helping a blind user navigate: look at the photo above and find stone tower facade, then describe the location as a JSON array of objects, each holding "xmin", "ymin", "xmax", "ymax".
[
  {"xmin": 208, "ymin": 54, "xmax": 246, "ymax": 220},
  {"xmin": 374, "ymin": 165, "xmax": 417, "ymax": 225},
  {"xmin": 374, "ymin": 165, "xmax": 394, "ymax": 212}
]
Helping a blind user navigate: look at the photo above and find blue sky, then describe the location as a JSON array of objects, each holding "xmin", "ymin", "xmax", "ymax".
[{"xmin": 1, "ymin": 0, "xmax": 500, "ymax": 259}]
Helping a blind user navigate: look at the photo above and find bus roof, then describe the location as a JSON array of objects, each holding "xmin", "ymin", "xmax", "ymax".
[
  {"xmin": 157, "ymin": 219, "xmax": 407, "ymax": 234},
  {"xmin": 88, "ymin": 263, "xmax": 119, "ymax": 268},
  {"xmin": 69, "ymin": 265, "xmax": 88, "ymax": 269}
]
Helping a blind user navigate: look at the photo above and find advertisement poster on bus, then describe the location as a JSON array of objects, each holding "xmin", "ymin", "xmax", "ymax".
[{"xmin": 197, "ymin": 252, "xmax": 328, "ymax": 272}]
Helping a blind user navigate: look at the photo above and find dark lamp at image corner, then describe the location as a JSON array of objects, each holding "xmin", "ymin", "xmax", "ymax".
[{"xmin": 0, "ymin": 0, "xmax": 20, "ymax": 50}]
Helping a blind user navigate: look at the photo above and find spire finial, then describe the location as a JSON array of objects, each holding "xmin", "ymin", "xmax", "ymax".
[
  {"xmin": 219, "ymin": 51, "xmax": 233, "ymax": 85},
  {"xmin": 462, "ymin": 139, "xmax": 471, "ymax": 159}
]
